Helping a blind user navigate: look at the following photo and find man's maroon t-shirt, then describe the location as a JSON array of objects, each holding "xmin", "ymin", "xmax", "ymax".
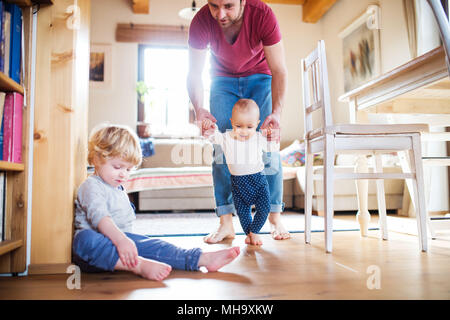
[{"xmin": 188, "ymin": 0, "xmax": 282, "ymax": 77}]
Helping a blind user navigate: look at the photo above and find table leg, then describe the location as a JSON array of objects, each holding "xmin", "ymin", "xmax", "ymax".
[{"xmin": 355, "ymin": 155, "xmax": 371, "ymax": 237}]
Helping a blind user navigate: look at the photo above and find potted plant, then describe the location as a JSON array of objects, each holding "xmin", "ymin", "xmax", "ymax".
[{"xmin": 136, "ymin": 81, "xmax": 154, "ymax": 138}]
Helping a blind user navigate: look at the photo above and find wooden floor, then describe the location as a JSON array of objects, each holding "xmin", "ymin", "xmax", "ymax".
[{"xmin": 1, "ymin": 214, "xmax": 450, "ymax": 300}]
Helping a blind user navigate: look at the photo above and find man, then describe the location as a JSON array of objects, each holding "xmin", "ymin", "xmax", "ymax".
[{"xmin": 187, "ymin": 0, "xmax": 289, "ymax": 243}]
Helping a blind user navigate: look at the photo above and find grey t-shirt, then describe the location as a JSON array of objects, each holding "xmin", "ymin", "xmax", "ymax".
[{"xmin": 74, "ymin": 175, "xmax": 135, "ymax": 237}]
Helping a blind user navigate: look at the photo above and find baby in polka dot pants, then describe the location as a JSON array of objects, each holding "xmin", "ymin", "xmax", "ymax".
[{"xmin": 202, "ymin": 99, "xmax": 280, "ymax": 245}]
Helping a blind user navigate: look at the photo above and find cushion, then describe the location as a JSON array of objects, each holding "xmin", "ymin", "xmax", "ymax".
[
  {"xmin": 280, "ymin": 140, "xmax": 322, "ymax": 167},
  {"xmin": 280, "ymin": 140, "xmax": 305, "ymax": 167}
]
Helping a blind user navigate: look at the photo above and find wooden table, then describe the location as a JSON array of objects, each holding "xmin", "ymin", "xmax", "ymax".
[{"xmin": 339, "ymin": 46, "xmax": 449, "ymax": 236}]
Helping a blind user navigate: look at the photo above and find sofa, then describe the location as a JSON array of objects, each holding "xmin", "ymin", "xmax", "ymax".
[{"xmin": 126, "ymin": 138, "xmax": 404, "ymax": 213}]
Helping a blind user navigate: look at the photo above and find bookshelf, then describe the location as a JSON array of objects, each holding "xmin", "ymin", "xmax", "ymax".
[
  {"xmin": 0, "ymin": 1, "xmax": 32, "ymax": 274},
  {"xmin": 0, "ymin": 160, "xmax": 24, "ymax": 171},
  {"xmin": 0, "ymin": 71, "xmax": 23, "ymax": 93}
]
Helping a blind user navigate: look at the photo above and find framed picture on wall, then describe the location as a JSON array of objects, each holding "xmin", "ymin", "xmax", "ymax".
[
  {"xmin": 339, "ymin": 5, "xmax": 381, "ymax": 93},
  {"xmin": 89, "ymin": 44, "xmax": 112, "ymax": 89}
]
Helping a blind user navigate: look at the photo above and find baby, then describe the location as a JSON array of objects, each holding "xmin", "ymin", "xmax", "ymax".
[
  {"xmin": 72, "ymin": 124, "xmax": 240, "ymax": 281},
  {"xmin": 202, "ymin": 99, "xmax": 279, "ymax": 245}
]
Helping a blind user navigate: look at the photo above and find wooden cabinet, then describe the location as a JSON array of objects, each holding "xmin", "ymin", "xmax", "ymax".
[{"xmin": 0, "ymin": 2, "xmax": 33, "ymax": 274}]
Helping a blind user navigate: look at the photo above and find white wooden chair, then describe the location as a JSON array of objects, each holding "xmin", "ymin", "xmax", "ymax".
[{"xmin": 301, "ymin": 40, "xmax": 429, "ymax": 253}]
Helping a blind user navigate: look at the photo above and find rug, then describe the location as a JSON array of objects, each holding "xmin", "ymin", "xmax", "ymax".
[{"xmin": 133, "ymin": 211, "xmax": 379, "ymax": 237}]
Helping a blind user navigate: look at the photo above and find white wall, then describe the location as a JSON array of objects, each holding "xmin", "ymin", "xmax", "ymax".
[
  {"xmin": 268, "ymin": 3, "xmax": 321, "ymax": 144},
  {"xmin": 320, "ymin": 0, "xmax": 411, "ymax": 125}
]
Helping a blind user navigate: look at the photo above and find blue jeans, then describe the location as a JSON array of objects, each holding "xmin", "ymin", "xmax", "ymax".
[
  {"xmin": 209, "ymin": 74, "xmax": 284, "ymax": 217},
  {"xmin": 72, "ymin": 229, "xmax": 202, "ymax": 272}
]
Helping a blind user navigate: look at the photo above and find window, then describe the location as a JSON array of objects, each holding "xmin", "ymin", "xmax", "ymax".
[{"xmin": 138, "ymin": 45, "xmax": 211, "ymax": 137}]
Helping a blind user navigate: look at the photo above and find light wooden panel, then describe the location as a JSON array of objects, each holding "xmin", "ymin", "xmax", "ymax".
[
  {"xmin": 30, "ymin": 0, "xmax": 89, "ymax": 273},
  {"xmin": 0, "ymin": 240, "xmax": 23, "ymax": 256},
  {"xmin": 302, "ymin": 0, "xmax": 337, "ymax": 23},
  {"xmin": 116, "ymin": 23, "xmax": 188, "ymax": 46},
  {"xmin": 132, "ymin": 0, "xmax": 149, "ymax": 14}
]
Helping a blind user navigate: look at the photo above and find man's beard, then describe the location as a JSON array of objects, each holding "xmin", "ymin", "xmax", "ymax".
[{"xmin": 221, "ymin": 2, "xmax": 244, "ymax": 28}]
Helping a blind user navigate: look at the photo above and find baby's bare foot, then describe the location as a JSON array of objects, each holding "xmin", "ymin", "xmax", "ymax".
[
  {"xmin": 245, "ymin": 232, "xmax": 263, "ymax": 246},
  {"xmin": 198, "ymin": 247, "xmax": 240, "ymax": 272}
]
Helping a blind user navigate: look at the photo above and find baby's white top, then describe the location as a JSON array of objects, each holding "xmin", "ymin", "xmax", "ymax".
[{"xmin": 208, "ymin": 127, "xmax": 280, "ymax": 176}]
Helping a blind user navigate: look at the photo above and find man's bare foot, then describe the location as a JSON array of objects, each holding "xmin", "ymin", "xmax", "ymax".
[
  {"xmin": 269, "ymin": 212, "xmax": 291, "ymax": 240},
  {"xmin": 245, "ymin": 232, "xmax": 263, "ymax": 246},
  {"xmin": 203, "ymin": 214, "xmax": 236, "ymax": 244},
  {"xmin": 198, "ymin": 247, "xmax": 241, "ymax": 272},
  {"xmin": 115, "ymin": 256, "xmax": 172, "ymax": 281}
]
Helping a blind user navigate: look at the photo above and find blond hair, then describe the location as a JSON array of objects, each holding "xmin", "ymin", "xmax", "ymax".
[
  {"xmin": 232, "ymin": 98, "xmax": 260, "ymax": 118},
  {"xmin": 88, "ymin": 124, "xmax": 142, "ymax": 167}
]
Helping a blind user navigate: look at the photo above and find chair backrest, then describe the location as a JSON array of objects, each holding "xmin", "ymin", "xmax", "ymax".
[
  {"xmin": 426, "ymin": 0, "xmax": 450, "ymax": 75},
  {"xmin": 301, "ymin": 40, "xmax": 333, "ymax": 138}
]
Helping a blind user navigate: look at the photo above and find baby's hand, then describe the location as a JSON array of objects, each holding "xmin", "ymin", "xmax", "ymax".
[
  {"xmin": 202, "ymin": 119, "xmax": 215, "ymax": 137},
  {"xmin": 261, "ymin": 125, "xmax": 273, "ymax": 138},
  {"xmin": 115, "ymin": 236, "xmax": 138, "ymax": 269}
]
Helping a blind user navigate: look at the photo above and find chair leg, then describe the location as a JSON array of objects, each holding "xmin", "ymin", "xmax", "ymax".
[
  {"xmin": 324, "ymin": 134, "xmax": 335, "ymax": 253},
  {"xmin": 399, "ymin": 150, "xmax": 436, "ymax": 239},
  {"xmin": 374, "ymin": 154, "xmax": 388, "ymax": 240},
  {"xmin": 421, "ymin": 140, "xmax": 436, "ymax": 239},
  {"xmin": 409, "ymin": 135, "xmax": 429, "ymax": 252},
  {"xmin": 355, "ymin": 155, "xmax": 371, "ymax": 237},
  {"xmin": 305, "ymin": 150, "xmax": 314, "ymax": 244},
  {"xmin": 398, "ymin": 151, "xmax": 416, "ymax": 214},
  {"xmin": 423, "ymin": 167, "xmax": 437, "ymax": 239}
]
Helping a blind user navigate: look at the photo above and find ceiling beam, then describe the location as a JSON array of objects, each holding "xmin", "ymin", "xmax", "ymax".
[
  {"xmin": 263, "ymin": 0, "xmax": 306, "ymax": 4},
  {"xmin": 302, "ymin": 0, "xmax": 337, "ymax": 23},
  {"xmin": 132, "ymin": 0, "xmax": 149, "ymax": 14}
]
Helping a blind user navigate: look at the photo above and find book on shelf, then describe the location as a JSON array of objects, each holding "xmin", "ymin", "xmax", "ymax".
[
  {"xmin": 0, "ymin": 92, "xmax": 5, "ymax": 162},
  {"xmin": 0, "ymin": 92, "xmax": 5, "ymax": 123},
  {"xmin": 0, "ymin": 171, "xmax": 5, "ymax": 242},
  {"xmin": 3, "ymin": 8, "xmax": 10, "ymax": 77},
  {"xmin": 2, "ymin": 92, "xmax": 22, "ymax": 163},
  {"xmin": 0, "ymin": 116, "xmax": 3, "ymax": 161},
  {"xmin": 0, "ymin": 1, "xmax": 4, "ymax": 73},
  {"xmin": 6, "ymin": 2, "xmax": 21, "ymax": 84},
  {"xmin": 0, "ymin": 1, "xmax": 19, "ymax": 81}
]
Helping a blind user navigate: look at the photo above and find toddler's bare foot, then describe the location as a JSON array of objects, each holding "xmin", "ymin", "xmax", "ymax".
[
  {"xmin": 204, "ymin": 215, "xmax": 235, "ymax": 244},
  {"xmin": 115, "ymin": 257, "xmax": 172, "ymax": 281},
  {"xmin": 198, "ymin": 247, "xmax": 240, "ymax": 272},
  {"xmin": 269, "ymin": 213, "xmax": 291, "ymax": 240},
  {"xmin": 137, "ymin": 258, "xmax": 172, "ymax": 281},
  {"xmin": 245, "ymin": 232, "xmax": 263, "ymax": 246}
]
